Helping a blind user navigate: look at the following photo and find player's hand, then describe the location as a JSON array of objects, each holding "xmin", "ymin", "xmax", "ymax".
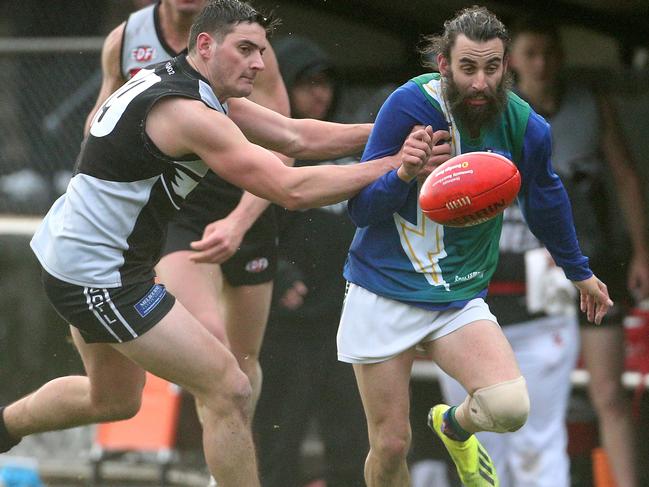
[
  {"xmin": 189, "ymin": 217, "xmax": 246, "ymax": 263},
  {"xmin": 417, "ymin": 129, "xmax": 452, "ymax": 181},
  {"xmin": 279, "ymin": 280, "xmax": 308, "ymax": 310},
  {"xmin": 574, "ymin": 275, "xmax": 614, "ymax": 325},
  {"xmin": 397, "ymin": 125, "xmax": 434, "ymax": 182},
  {"xmin": 628, "ymin": 250, "xmax": 649, "ymax": 301},
  {"xmin": 428, "ymin": 129, "xmax": 452, "ymax": 166}
]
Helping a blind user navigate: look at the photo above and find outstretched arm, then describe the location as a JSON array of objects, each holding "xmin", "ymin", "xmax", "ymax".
[
  {"xmin": 190, "ymin": 45, "xmax": 292, "ymax": 263},
  {"xmin": 599, "ymin": 96, "xmax": 649, "ymax": 299},
  {"xmin": 84, "ymin": 23, "xmax": 126, "ymax": 135},
  {"xmin": 228, "ymin": 96, "xmax": 372, "ymax": 161},
  {"xmin": 146, "ymin": 97, "xmax": 433, "ymax": 211}
]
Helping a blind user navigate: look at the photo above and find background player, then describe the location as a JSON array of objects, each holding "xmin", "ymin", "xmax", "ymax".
[{"xmin": 504, "ymin": 17, "xmax": 649, "ymax": 487}]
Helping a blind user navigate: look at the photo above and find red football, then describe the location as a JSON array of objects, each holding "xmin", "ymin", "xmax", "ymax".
[{"xmin": 419, "ymin": 151, "xmax": 521, "ymax": 227}]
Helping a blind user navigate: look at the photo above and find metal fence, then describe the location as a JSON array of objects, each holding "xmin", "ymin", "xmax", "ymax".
[{"xmin": 0, "ymin": 37, "xmax": 103, "ymax": 214}]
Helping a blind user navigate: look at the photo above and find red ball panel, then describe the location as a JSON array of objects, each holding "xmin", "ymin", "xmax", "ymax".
[{"xmin": 419, "ymin": 151, "xmax": 521, "ymax": 227}]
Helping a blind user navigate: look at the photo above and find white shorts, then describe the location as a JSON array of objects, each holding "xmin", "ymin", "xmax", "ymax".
[{"xmin": 337, "ymin": 283, "xmax": 498, "ymax": 364}]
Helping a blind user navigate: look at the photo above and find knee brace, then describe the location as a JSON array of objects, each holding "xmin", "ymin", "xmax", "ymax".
[{"xmin": 461, "ymin": 376, "xmax": 530, "ymax": 433}]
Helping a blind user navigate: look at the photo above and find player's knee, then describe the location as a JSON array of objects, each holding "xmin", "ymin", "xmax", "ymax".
[
  {"xmin": 373, "ymin": 432, "xmax": 411, "ymax": 466},
  {"xmin": 467, "ymin": 376, "xmax": 529, "ymax": 433},
  {"xmin": 93, "ymin": 394, "xmax": 142, "ymax": 422},
  {"xmin": 202, "ymin": 365, "xmax": 253, "ymax": 418},
  {"xmin": 235, "ymin": 352, "xmax": 261, "ymax": 378},
  {"xmin": 227, "ymin": 369, "xmax": 254, "ymax": 411},
  {"xmin": 90, "ymin": 378, "xmax": 144, "ymax": 422}
]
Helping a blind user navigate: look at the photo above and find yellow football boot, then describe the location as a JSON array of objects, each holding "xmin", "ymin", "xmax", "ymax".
[{"xmin": 428, "ymin": 404, "xmax": 499, "ymax": 486}]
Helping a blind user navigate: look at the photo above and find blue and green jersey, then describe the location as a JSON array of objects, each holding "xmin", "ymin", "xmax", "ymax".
[{"xmin": 344, "ymin": 73, "xmax": 591, "ymax": 310}]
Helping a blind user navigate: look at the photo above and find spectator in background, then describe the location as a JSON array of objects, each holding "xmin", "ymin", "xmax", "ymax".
[
  {"xmin": 510, "ymin": 18, "xmax": 649, "ymax": 487},
  {"xmin": 253, "ymin": 35, "xmax": 368, "ymax": 487}
]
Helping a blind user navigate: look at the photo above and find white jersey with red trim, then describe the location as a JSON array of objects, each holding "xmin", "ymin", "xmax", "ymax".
[{"xmin": 121, "ymin": 2, "xmax": 179, "ymax": 80}]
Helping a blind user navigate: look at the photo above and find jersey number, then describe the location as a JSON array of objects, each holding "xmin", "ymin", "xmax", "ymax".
[{"xmin": 90, "ymin": 69, "xmax": 161, "ymax": 137}]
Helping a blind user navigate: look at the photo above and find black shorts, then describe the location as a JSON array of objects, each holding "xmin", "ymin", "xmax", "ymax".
[
  {"xmin": 162, "ymin": 171, "xmax": 279, "ymax": 286},
  {"xmin": 579, "ymin": 257, "xmax": 631, "ymax": 328},
  {"xmin": 162, "ymin": 211, "xmax": 278, "ymax": 287},
  {"xmin": 42, "ymin": 270, "xmax": 176, "ymax": 344}
]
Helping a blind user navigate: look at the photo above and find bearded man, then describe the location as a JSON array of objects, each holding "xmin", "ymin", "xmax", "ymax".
[{"xmin": 335, "ymin": 6, "xmax": 613, "ymax": 487}]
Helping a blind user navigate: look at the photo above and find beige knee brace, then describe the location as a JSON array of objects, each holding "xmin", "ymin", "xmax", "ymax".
[{"xmin": 460, "ymin": 376, "xmax": 530, "ymax": 433}]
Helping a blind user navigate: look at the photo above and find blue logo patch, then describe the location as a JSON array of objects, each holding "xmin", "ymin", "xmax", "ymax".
[{"xmin": 134, "ymin": 284, "xmax": 167, "ymax": 317}]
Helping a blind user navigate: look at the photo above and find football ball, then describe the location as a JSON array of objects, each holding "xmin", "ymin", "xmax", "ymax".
[{"xmin": 419, "ymin": 151, "xmax": 521, "ymax": 227}]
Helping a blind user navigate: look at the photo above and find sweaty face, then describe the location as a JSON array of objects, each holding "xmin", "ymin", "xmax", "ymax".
[
  {"xmin": 440, "ymin": 35, "xmax": 509, "ymax": 130},
  {"xmin": 209, "ymin": 22, "xmax": 267, "ymax": 99},
  {"xmin": 510, "ymin": 33, "xmax": 562, "ymax": 86}
]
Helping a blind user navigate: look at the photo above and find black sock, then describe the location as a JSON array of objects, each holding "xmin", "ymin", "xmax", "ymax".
[{"xmin": 0, "ymin": 406, "xmax": 21, "ymax": 452}]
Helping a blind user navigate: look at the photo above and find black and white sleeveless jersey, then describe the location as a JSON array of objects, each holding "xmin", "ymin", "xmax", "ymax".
[
  {"xmin": 31, "ymin": 55, "xmax": 227, "ymax": 288},
  {"xmin": 120, "ymin": 0, "xmax": 246, "ymax": 231},
  {"xmin": 121, "ymin": 2, "xmax": 180, "ymax": 80}
]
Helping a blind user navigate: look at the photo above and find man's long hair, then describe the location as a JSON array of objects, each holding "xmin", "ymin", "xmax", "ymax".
[{"xmin": 418, "ymin": 5, "xmax": 510, "ymax": 69}]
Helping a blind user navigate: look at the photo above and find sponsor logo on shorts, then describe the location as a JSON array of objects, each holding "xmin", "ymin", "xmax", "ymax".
[
  {"xmin": 87, "ymin": 288, "xmax": 121, "ymax": 326},
  {"xmin": 134, "ymin": 284, "xmax": 167, "ymax": 317},
  {"xmin": 245, "ymin": 257, "xmax": 269, "ymax": 273}
]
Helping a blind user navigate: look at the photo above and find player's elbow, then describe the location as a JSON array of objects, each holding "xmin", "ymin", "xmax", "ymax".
[
  {"xmin": 270, "ymin": 171, "xmax": 312, "ymax": 210},
  {"xmin": 280, "ymin": 134, "xmax": 306, "ymax": 159},
  {"xmin": 261, "ymin": 180, "xmax": 304, "ymax": 210},
  {"xmin": 278, "ymin": 190, "xmax": 309, "ymax": 211}
]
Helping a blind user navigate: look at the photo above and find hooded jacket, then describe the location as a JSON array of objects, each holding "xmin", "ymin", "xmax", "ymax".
[{"xmin": 273, "ymin": 35, "xmax": 340, "ymax": 121}]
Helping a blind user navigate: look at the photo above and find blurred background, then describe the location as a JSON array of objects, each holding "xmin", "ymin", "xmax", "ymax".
[
  {"xmin": 0, "ymin": 0, "xmax": 648, "ymax": 485},
  {"xmin": 1, "ymin": 0, "xmax": 648, "ymax": 213}
]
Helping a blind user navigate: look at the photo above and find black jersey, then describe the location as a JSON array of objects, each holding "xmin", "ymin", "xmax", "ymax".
[
  {"xmin": 118, "ymin": 1, "xmax": 246, "ymax": 230},
  {"xmin": 31, "ymin": 54, "xmax": 227, "ymax": 288}
]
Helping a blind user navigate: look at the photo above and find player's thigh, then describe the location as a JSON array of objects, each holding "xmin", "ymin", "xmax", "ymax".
[
  {"xmin": 113, "ymin": 300, "xmax": 248, "ymax": 403},
  {"xmin": 353, "ymin": 349, "xmax": 417, "ymax": 440},
  {"xmin": 427, "ymin": 319, "xmax": 520, "ymax": 394},
  {"xmin": 155, "ymin": 250, "xmax": 227, "ymax": 343},
  {"xmin": 222, "ymin": 281, "xmax": 273, "ymax": 358},
  {"xmin": 70, "ymin": 326, "xmax": 146, "ymax": 404}
]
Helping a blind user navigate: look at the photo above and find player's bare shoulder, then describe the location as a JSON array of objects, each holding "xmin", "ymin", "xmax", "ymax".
[
  {"xmin": 147, "ymin": 96, "xmax": 235, "ymax": 158},
  {"xmin": 101, "ymin": 22, "xmax": 126, "ymax": 74}
]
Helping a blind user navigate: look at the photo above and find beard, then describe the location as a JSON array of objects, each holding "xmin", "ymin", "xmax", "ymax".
[{"xmin": 443, "ymin": 71, "xmax": 512, "ymax": 132}]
